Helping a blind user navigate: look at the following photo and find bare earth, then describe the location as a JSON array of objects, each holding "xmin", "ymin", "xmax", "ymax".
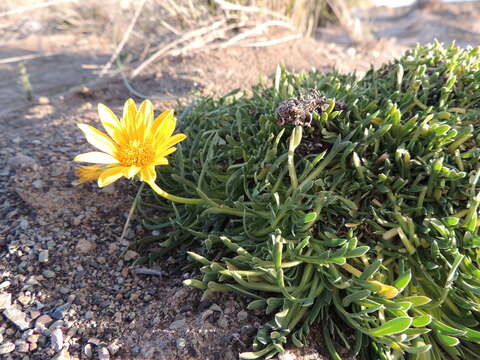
[{"xmin": 1, "ymin": 2, "xmax": 480, "ymax": 360}]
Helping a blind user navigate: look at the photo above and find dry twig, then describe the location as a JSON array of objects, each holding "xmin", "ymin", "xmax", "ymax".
[
  {"xmin": 0, "ymin": 0, "xmax": 77, "ymax": 18},
  {"xmin": 0, "ymin": 53, "xmax": 55, "ymax": 64},
  {"xmin": 218, "ymin": 20, "xmax": 295, "ymax": 48},
  {"xmin": 213, "ymin": 0, "xmax": 288, "ymax": 21},
  {"xmin": 117, "ymin": 58, "xmax": 176, "ymax": 101},
  {"xmin": 243, "ymin": 34, "xmax": 303, "ymax": 48},
  {"xmin": 325, "ymin": 0, "xmax": 372, "ymax": 43},
  {"xmin": 133, "ymin": 268, "xmax": 163, "ymax": 277},
  {"xmin": 100, "ymin": 0, "xmax": 146, "ymax": 77},
  {"xmin": 131, "ymin": 19, "xmax": 228, "ymax": 78}
]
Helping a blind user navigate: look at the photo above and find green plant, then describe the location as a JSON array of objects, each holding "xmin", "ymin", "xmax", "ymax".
[
  {"xmin": 18, "ymin": 62, "xmax": 33, "ymax": 101},
  {"xmin": 135, "ymin": 41, "xmax": 480, "ymax": 359}
]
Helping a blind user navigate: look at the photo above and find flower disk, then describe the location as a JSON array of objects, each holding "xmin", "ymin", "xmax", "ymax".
[{"xmin": 74, "ymin": 99, "xmax": 186, "ymax": 187}]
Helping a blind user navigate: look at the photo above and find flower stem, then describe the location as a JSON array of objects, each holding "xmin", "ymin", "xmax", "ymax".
[
  {"xmin": 120, "ymin": 182, "xmax": 144, "ymax": 244},
  {"xmin": 147, "ymin": 181, "xmax": 204, "ymax": 205}
]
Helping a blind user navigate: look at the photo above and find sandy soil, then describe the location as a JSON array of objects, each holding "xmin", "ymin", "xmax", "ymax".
[{"xmin": 1, "ymin": 2, "xmax": 479, "ymax": 360}]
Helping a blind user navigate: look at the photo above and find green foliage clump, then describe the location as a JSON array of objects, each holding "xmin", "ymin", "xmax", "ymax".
[{"xmin": 137, "ymin": 41, "xmax": 480, "ymax": 359}]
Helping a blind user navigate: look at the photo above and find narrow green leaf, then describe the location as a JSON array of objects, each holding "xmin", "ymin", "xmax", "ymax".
[
  {"xmin": 393, "ymin": 270, "xmax": 412, "ymax": 290},
  {"xmin": 431, "ymin": 320, "xmax": 466, "ymax": 336},
  {"xmin": 401, "ymin": 296, "xmax": 431, "ymax": 307},
  {"xmin": 247, "ymin": 299, "xmax": 266, "ymax": 310},
  {"xmin": 368, "ymin": 317, "xmax": 412, "ymax": 337},
  {"xmin": 412, "ymin": 315, "xmax": 432, "ymax": 327},
  {"xmin": 345, "ymin": 246, "xmax": 370, "ymax": 258},
  {"xmin": 275, "ymin": 308, "xmax": 289, "ymax": 328},
  {"xmin": 240, "ymin": 344, "xmax": 275, "ymax": 359},
  {"xmin": 303, "ymin": 212, "xmax": 317, "ymax": 223},
  {"xmin": 435, "ymin": 332, "xmax": 460, "ymax": 347},
  {"xmin": 342, "ymin": 290, "xmax": 371, "ymax": 307}
]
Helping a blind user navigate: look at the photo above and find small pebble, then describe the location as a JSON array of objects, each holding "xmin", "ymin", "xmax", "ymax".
[
  {"xmin": 75, "ymin": 239, "xmax": 96, "ymax": 254},
  {"xmin": 29, "ymin": 342, "xmax": 38, "ymax": 352},
  {"xmin": 0, "ymin": 342, "xmax": 15, "ymax": 354},
  {"xmin": 38, "ymin": 96, "xmax": 50, "ymax": 104},
  {"xmin": 223, "ymin": 350, "xmax": 237, "ymax": 360},
  {"xmin": 49, "ymin": 320, "xmax": 64, "ymax": 330},
  {"xmin": 6, "ymin": 153, "xmax": 37, "ymax": 171},
  {"xmin": 83, "ymin": 343, "xmax": 93, "ymax": 358},
  {"xmin": 201, "ymin": 309, "xmax": 213, "ymax": 321},
  {"xmin": 42, "ymin": 269, "xmax": 55, "ymax": 279},
  {"xmin": 0, "ymin": 281, "xmax": 11, "ymax": 290},
  {"xmin": 19, "ymin": 220, "xmax": 29, "ymax": 230},
  {"xmin": 210, "ymin": 304, "xmax": 222, "ymax": 312},
  {"xmin": 38, "ymin": 250, "xmax": 49, "ymax": 263},
  {"xmin": 15, "ymin": 340, "xmax": 29, "ymax": 353},
  {"xmin": 237, "ymin": 310, "xmax": 248, "ymax": 322},
  {"xmin": 59, "ymin": 287, "xmax": 70, "ymax": 295},
  {"xmin": 217, "ymin": 316, "xmax": 228, "ymax": 329},
  {"xmin": 87, "ymin": 338, "xmax": 101, "ymax": 346},
  {"xmin": 51, "ymin": 304, "xmax": 69, "ymax": 320},
  {"xmin": 27, "ymin": 333, "xmax": 41, "ymax": 344},
  {"xmin": 20, "ymin": 331, "xmax": 33, "ymax": 342},
  {"xmin": 32, "ymin": 180, "xmax": 44, "ymax": 189},
  {"xmin": 98, "ymin": 346, "xmax": 110, "ymax": 360},
  {"xmin": 0, "ymin": 292, "xmax": 12, "ymax": 309},
  {"xmin": 169, "ymin": 319, "xmax": 186, "ymax": 330},
  {"xmin": 18, "ymin": 294, "xmax": 31, "ymax": 306},
  {"xmin": 123, "ymin": 250, "xmax": 139, "ymax": 261},
  {"xmin": 26, "ymin": 276, "xmax": 40, "ymax": 286},
  {"xmin": 35, "ymin": 314, "xmax": 53, "ymax": 329},
  {"xmin": 38, "ymin": 335, "xmax": 48, "ymax": 346},
  {"xmin": 107, "ymin": 341, "xmax": 120, "ymax": 355},
  {"xmin": 3, "ymin": 308, "xmax": 30, "ymax": 331},
  {"xmin": 72, "ymin": 215, "xmax": 83, "ymax": 226},
  {"xmin": 84, "ymin": 311, "xmax": 94, "ymax": 320},
  {"xmin": 279, "ymin": 351, "xmax": 297, "ymax": 360},
  {"xmin": 176, "ymin": 338, "xmax": 186, "ymax": 350},
  {"xmin": 50, "ymin": 328, "xmax": 63, "ymax": 351},
  {"xmin": 52, "ymin": 348, "xmax": 70, "ymax": 360}
]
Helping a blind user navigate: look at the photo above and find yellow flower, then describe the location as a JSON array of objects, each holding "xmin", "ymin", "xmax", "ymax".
[{"xmin": 74, "ymin": 99, "xmax": 186, "ymax": 188}]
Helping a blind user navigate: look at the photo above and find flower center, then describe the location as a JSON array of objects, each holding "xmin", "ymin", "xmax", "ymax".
[{"xmin": 118, "ymin": 140, "xmax": 154, "ymax": 167}]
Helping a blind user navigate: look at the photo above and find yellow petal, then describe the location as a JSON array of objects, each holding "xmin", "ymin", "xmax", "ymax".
[
  {"xmin": 73, "ymin": 165, "xmax": 105, "ymax": 185},
  {"xmin": 77, "ymin": 124, "xmax": 117, "ymax": 155},
  {"xmin": 123, "ymin": 99, "xmax": 137, "ymax": 136},
  {"xmin": 98, "ymin": 104, "xmax": 124, "ymax": 144},
  {"xmin": 124, "ymin": 166, "xmax": 140, "ymax": 179},
  {"xmin": 156, "ymin": 133, "xmax": 187, "ymax": 150},
  {"xmin": 140, "ymin": 166, "xmax": 157, "ymax": 183},
  {"xmin": 74, "ymin": 151, "xmax": 120, "ymax": 164},
  {"xmin": 153, "ymin": 157, "xmax": 169, "ymax": 166},
  {"xmin": 135, "ymin": 100, "xmax": 154, "ymax": 135},
  {"xmin": 151, "ymin": 109, "xmax": 174, "ymax": 139},
  {"xmin": 156, "ymin": 147, "xmax": 176, "ymax": 160},
  {"xmin": 122, "ymin": 99, "xmax": 137, "ymax": 123},
  {"xmin": 98, "ymin": 167, "xmax": 124, "ymax": 187},
  {"xmin": 153, "ymin": 110, "xmax": 176, "ymax": 139}
]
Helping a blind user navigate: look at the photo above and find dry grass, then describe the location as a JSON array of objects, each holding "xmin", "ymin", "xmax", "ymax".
[
  {"xmin": 0, "ymin": 0, "xmax": 373, "ymax": 101},
  {"xmin": 0, "ymin": 0, "xmax": 371, "ymax": 39}
]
